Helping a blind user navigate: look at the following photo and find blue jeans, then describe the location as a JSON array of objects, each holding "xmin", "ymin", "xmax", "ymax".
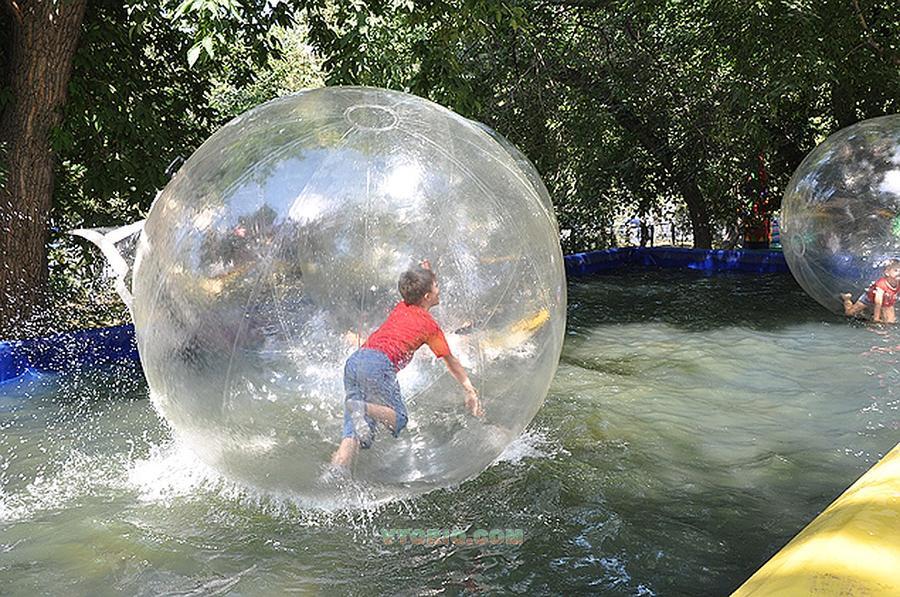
[{"xmin": 342, "ymin": 349, "xmax": 409, "ymax": 448}]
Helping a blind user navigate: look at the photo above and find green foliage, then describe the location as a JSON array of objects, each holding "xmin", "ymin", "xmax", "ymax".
[
  {"xmin": 52, "ymin": 0, "xmax": 302, "ymax": 234},
  {"xmin": 37, "ymin": 1, "xmax": 304, "ymax": 333},
  {"xmin": 207, "ymin": 23, "xmax": 325, "ymax": 120},
  {"xmin": 55, "ymin": 1, "xmax": 219, "ymax": 230},
  {"xmin": 170, "ymin": 0, "xmax": 293, "ymax": 67},
  {"xmin": 36, "ymin": 0, "xmax": 900, "ymax": 273},
  {"xmin": 299, "ymin": 0, "xmax": 900, "ymax": 251},
  {"xmin": 3, "ymin": 0, "xmax": 897, "ymax": 334}
]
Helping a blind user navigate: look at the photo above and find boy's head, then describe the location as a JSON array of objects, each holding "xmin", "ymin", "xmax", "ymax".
[
  {"xmin": 884, "ymin": 260, "xmax": 900, "ymax": 280},
  {"xmin": 399, "ymin": 265, "xmax": 438, "ymax": 306}
]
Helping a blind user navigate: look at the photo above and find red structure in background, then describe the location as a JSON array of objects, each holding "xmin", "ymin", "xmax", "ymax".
[{"xmin": 742, "ymin": 153, "xmax": 773, "ymax": 249}]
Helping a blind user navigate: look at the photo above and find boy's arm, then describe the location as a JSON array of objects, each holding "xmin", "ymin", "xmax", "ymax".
[
  {"xmin": 874, "ymin": 288, "xmax": 885, "ymax": 322},
  {"xmin": 443, "ymin": 355, "xmax": 484, "ymax": 416}
]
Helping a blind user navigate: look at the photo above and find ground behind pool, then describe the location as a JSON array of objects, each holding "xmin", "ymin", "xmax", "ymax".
[{"xmin": 0, "ymin": 268, "xmax": 897, "ymax": 595}]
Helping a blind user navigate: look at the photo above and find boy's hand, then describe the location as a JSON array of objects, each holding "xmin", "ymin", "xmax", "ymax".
[
  {"xmin": 464, "ymin": 386, "xmax": 484, "ymax": 417},
  {"xmin": 420, "ymin": 259, "xmax": 432, "ymax": 270}
]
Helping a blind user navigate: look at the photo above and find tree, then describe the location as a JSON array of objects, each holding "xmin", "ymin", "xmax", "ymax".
[
  {"xmin": 4, "ymin": 0, "xmax": 900, "ymax": 337},
  {"xmin": 206, "ymin": 22, "xmax": 324, "ymax": 121},
  {"xmin": 0, "ymin": 0, "xmax": 294, "ymax": 338},
  {"xmin": 301, "ymin": 0, "xmax": 900, "ymax": 251},
  {"xmin": 0, "ymin": 0, "xmax": 88, "ymax": 338}
]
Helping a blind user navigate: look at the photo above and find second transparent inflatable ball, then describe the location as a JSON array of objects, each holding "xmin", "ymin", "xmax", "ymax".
[{"xmin": 782, "ymin": 115, "xmax": 900, "ymax": 316}]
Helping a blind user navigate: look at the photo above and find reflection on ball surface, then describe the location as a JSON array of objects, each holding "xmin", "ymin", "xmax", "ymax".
[
  {"xmin": 782, "ymin": 115, "xmax": 900, "ymax": 316},
  {"xmin": 132, "ymin": 87, "xmax": 566, "ymax": 505}
]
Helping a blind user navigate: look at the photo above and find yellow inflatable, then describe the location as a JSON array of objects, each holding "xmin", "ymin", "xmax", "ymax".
[
  {"xmin": 734, "ymin": 441, "xmax": 900, "ymax": 596},
  {"xmin": 480, "ymin": 308, "xmax": 551, "ymax": 354}
]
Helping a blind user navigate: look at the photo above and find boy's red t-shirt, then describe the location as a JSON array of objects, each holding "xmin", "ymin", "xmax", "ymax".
[
  {"xmin": 363, "ymin": 302, "xmax": 452, "ymax": 370},
  {"xmin": 867, "ymin": 277, "xmax": 900, "ymax": 307}
]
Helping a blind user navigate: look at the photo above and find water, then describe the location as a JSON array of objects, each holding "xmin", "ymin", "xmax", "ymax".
[{"xmin": 1, "ymin": 269, "xmax": 898, "ymax": 595}]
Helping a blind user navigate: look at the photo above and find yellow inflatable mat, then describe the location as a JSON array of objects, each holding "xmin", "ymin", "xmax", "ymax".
[{"xmin": 734, "ymin": 441, "xmax": 900, "ymax": 596}]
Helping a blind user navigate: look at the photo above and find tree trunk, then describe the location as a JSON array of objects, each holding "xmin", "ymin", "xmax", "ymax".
[
  {"xmin": 0, "ymin": 0, "xmax": 87, "ymax": 339},
  {"xmin": 677, "ymin": 178, "xmax": 712, "ymax": 249},
  {"xmin": 604, "ymin": 105, "xmax": 714, "ymax": 249}
]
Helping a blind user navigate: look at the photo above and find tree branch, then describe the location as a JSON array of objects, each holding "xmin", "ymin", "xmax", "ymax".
[{"xmin": 851, "ymin": 0, "xmax": 900, "ymax": 66}]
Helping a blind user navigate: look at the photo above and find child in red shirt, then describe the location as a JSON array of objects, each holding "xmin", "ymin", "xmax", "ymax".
[
  {"xmin": 841, "ymin": 260, "xmax": 900, "ymax": 323},
  {"xmin": 330, "ymin": 260, "xmax": 482, "ymax": 470}
]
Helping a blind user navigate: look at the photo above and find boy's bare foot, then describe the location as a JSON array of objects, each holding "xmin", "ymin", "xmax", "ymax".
[
  {"xmin": 840, "ymin": 293, "xmax": 854, "ymax": 314},
  {"xmin": 319, "ymin": 462, "xmax": 351, "ymax": 486},
  {"xmin": 331, "ymin": 437, "xmax": 359, "ymax": 468}
]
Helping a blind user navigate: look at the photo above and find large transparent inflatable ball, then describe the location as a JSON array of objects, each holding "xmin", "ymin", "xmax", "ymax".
[
  {"xmin": 132, "ymin": 87, "xmax": 567, "ymax": 505},
  {"xmin": 782, "ymin": 115, "xmax": 900, "ymax": 317}
]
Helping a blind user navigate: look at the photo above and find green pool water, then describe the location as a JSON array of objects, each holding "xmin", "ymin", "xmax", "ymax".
[{"xmin": 1, "ymin": 269, "xmax": 897, "ymax": 595}]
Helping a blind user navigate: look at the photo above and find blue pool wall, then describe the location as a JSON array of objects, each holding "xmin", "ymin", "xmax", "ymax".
[
  {"xmin": 1, "ymin": 324, "xmax": 138, "ymax": 391},
  {"xmin": 0, "ymin": 247, "xmax": 787, "ymax": 389},
  {"xmin": 565, "ymin": 246, "xmax": 787, "ymax": 276}
]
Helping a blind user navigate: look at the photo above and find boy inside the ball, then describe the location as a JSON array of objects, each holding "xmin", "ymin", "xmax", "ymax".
[
  {"xmin": 330, "ymin": 260, "xmax": 483, "ymax": 470},
  {"xmin": 841, "ymin": 260, "xmax": 900, "ymax": 323}
]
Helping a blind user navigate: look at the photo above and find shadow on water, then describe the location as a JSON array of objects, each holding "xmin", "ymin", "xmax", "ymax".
[{"xmin": 567, "ymin": 268, "xmax": 839, "ymax": 333}]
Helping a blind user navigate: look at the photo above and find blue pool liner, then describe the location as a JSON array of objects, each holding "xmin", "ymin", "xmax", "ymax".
[
  {"xmin": 0, "ymin": 247, "xmax": 787, "ymax": 387},
  {"xmin": 565, "ymin": 246, "xmax": 787, "ymax": 276},
  {"xmin": 0, "ymin": 324, "xmax": 138, "ymax": 390}
]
